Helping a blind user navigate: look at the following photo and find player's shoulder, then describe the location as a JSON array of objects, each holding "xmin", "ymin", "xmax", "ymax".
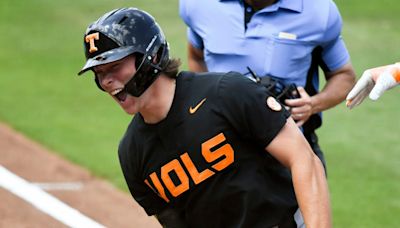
[
  {"xmin": 178, "ymin": 70, "xmax": 253, "ymax": 91},
  {"xmin": 176, "ymin": 71, "xmax": 255, "ymax": 105},
  {"xmin": 218, "ymin": 71, "xmax": 260, "ymax": 95},
  {"xmin": 118, "ymin": 116, "xmax": 144, "ymax": 156},
  {"xmin": 118, "ymin": 118, "xmax": 137, "ymax": 171},
  {"xmin": 118, "ymin": 118, "xmax": 136, "ymax": 153},
  {"xmin": 177, "ymin": 70, "xmax": 226, "ymax": 90}
]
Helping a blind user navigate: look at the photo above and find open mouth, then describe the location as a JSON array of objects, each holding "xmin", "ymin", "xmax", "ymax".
[{"xmin": 111, "ymin": 88, "xmax": 128, "ymax": 102}]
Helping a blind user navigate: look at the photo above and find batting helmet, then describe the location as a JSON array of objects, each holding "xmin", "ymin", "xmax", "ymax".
[{"xmin": 78, "ymin": 7, "xmax": 170, "ymax": 97}]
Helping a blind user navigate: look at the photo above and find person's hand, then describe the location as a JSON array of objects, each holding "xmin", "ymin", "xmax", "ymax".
[
  {"xmin": 346, "ymin": 63, "xmax": 400, "ymax": 109},
  {"xmin": 285, "ymin": 87, "xmax": 312, "ymax": 127}
]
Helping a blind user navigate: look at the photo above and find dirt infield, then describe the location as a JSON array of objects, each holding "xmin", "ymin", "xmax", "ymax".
[{"xmin": 0, "ymin": 122, "xmax": 161, "ymax": 228}]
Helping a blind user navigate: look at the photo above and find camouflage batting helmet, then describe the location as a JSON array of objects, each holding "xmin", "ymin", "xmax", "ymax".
[{"xmin": 78, "ymin": 7, "xmax": 170, "ymax": 97}]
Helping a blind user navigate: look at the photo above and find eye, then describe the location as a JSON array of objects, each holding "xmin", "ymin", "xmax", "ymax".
[
  {"xmin": 95, "ymin": 63, "xmax": 120, "ymax": 78},
  {"xmin": 93, "ymin": 67, "xmax": 104, "ymax": 78},
  {"xmin": 111, "ymin": 63, "xmax": 121, "ymax": 72}
]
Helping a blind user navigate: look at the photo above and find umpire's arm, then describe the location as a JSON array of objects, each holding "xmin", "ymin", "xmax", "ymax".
[{"xmin": 266, "ymin": 118, "xmax": 332, "ymax": 228}]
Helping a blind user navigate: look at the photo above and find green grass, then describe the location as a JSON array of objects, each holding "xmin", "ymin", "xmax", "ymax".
[
  {"xmin": 323, "ymin": 1, "xmax": 400, "ymax": 227},
  {"xmin": 0, "ymin": 0, "xmax": 399, "ymax": 226},
  {"xmin": 0, "ymin": 0, "xmax": 186, "ymax": 189}
]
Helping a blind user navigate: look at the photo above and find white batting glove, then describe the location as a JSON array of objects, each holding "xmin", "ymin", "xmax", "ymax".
[{"xmin": 346, "ymin": 63, "xmax": 400, "ymax": 109}]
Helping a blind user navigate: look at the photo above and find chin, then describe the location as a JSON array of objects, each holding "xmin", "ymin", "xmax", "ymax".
[
  {"xmin": 119, "ymin": 105, "xmax": 137, "ymax": 115},
  {"xmin": 124, "ymin": 109, "xmax": 137, "ymax": 115},
  {"xmin": 113, "ymin": 96, "xmax": 138, "ymax": 115}
]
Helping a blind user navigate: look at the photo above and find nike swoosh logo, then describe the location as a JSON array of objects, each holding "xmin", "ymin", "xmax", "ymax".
[{"xmin": 189, "ymin": 98, "xmax": 207, "ymax": 114}]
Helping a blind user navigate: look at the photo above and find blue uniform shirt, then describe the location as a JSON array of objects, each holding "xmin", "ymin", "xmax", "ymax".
[{"xmin": 180, "ymin": 0, "xmax": 350, "ymax": 90}]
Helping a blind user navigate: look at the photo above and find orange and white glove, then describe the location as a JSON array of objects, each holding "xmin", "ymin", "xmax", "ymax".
[{"xmin": 346, "ymin": 63, "xmax": 400, "ymax": 109}]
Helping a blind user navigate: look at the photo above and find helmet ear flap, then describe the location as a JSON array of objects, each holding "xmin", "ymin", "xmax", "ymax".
[
  {"xmin": 135, "ymin": 53, "xmax": 144, "ymax": 69},
  {"xmin": 156, "ymin": 42, "xmax": 169, "ymax": 69},
  {"xmin": 94, "ymin": 75, "xmax": 105, "ymax": 91}
]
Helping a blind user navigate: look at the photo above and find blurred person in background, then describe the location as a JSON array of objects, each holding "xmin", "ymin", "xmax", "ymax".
[
  {"xmin": 346, "ymin": 63, "xmax": 400, "ymax": 108},
  {"xmin": 179, "ymin": 0, "xmax": 357, "ymax": 171}
]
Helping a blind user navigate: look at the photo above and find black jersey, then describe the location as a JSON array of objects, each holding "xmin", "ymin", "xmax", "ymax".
[{"xmin": 118, "ymin": 71, "xmax": 297, "ymax": 228}]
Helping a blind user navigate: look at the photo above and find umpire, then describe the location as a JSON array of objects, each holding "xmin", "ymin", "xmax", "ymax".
[{"xmin": 78, "ymin": 7, "xmax": 331, "ymax": 228}]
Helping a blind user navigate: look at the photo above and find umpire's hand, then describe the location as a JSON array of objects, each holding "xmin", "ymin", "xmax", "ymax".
[{"xmin": 285, "ymin": 87, "xmax": 312, "ymax": 127}]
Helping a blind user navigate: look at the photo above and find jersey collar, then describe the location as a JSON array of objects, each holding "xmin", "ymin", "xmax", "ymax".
[
  {"xmin": 219, "ymin": 0, "xmax": 303, "ymax": 13},
  {"xmin": 277, "ymin": 0, "xmax": 303, "ymax": 13}
]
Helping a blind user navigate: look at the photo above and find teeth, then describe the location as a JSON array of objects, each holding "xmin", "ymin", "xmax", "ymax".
[{"xmin": 111, "ymin": 88, "xmax": 123, "ymax": 96}]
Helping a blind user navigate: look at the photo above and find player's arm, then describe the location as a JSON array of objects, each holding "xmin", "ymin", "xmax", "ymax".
[
  {"xmin": 346, "ymin": 63, "xmax": 400, "ymax": 109},
  {"xmin": 187, "ymin": 42, "xmax": 208, "ymax": 72},
  {"xmin": 155, "ymin": 207, "xmax": 187, "ymax": 228},
  {"xmin": 265, "ymin": 118, "xmax": 331, "ymax": 228}
]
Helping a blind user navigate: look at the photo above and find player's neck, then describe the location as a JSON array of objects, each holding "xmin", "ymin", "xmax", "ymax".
[
  {"xmin": 245, "ymin": 0, "xmax": 277, "ymax": 11},
  {"xmin": 139, "ymin": 74, "xmax": 176, "ymax": 124}
]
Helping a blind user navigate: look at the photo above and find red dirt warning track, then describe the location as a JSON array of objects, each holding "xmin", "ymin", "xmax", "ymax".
[{"xmin": 0, "ymin": 123, "xmax": 161, "ymax": 228}]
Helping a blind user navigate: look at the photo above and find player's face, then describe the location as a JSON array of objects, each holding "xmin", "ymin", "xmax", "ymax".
[{"xmin": 94, "ymin": 55, "xmax": 139, "ymax": 115}]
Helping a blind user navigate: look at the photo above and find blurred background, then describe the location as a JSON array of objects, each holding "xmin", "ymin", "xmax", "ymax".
[{"xmin": 0, "ymin": 0, "xmax": 399, "ymax": 227}]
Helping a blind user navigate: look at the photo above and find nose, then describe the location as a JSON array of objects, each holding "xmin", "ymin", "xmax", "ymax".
[{"xmin": 98, "ymin": 73, "xmax": 114, "ymax": 90}]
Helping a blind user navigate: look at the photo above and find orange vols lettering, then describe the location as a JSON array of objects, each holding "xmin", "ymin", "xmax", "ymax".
[
  {"xmin": 161, "ymin": 159, "xmax": 189, "ymax": 197},
  {"xmin": 145, "ymin": 132, "xmax": 235, "ymax": 202},
  {"xmin": 202, "ymin": 133, "xmax": 234, "ymax": 171},
  {"xmin": 85, "ymin": 32, "xmax": 99, "ymax": 53},
  {"xmin": 180, "ymin": 152, "xmax": 215, "ymax": 185},
  {"xmin": 145, "ymin": 172, "xmax": 170, "ymax": 202}
]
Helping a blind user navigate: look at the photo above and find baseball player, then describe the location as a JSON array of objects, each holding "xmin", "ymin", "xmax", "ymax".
[
  {"xmin": 346, "ymin": 63, "xmax": 400, "ymax": 109},
  {"xmin": 78, "ymin": 8, "xmax": 331, "ymax": 228}
]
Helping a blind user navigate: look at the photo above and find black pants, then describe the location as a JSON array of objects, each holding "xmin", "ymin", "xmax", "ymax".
[{"xmin": 304, "ymin": 131, "xmax": 327, "ymax": 176}]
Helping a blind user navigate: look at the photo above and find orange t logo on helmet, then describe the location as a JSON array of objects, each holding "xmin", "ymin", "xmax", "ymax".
[{"xmin": 85, "ymin": 32, "xmax": 99, "ymax": 53}]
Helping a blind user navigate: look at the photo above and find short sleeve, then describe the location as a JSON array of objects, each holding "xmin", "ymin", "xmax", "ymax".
[
  {"xmin": 178, "ymin": 0, "xmax": 190, "ymax": 25},
  {"xmin": 179, "ymin": 0, "xmax": 204, "ymax": 49},
  {"xmin": 321, "ymin": 1, "xmax": 350, "ymax": 71},
  {"xmin": 217, "ymin": 72, "xmax": 290, "ymax": 148},
  {"xmin": 118, "ymin": 127, "xmax": 167, "ymax": 215},
  {"xmin": 187, "ymin": 28, "xmax": 204, "ymax": 50}
]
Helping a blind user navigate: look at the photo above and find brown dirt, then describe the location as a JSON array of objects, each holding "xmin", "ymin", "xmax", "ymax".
[{"xmin": 0, "ymin": 122, "xmax": 161, "ymax": 228}]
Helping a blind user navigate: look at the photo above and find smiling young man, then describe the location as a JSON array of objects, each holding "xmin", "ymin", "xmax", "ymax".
[{"xmin": 78, "ymin": 7, "xmax": 331, "ymax": 228}]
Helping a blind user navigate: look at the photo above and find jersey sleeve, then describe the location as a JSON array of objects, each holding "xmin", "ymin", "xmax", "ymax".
[
  {"xmin": 320, "ymin": 0, "xmax": 350, "ymax": 72},
  {"xmin": 118, "ymin": 125, "xmax": 167, "ymax": 216},
  {"xmin": 179, "ymin": 0, "xmax": 204, "ymax": 49},
  {"xmin": 178, "ymin": 0, "xmax": 191, "ymax": 26},
  {"xmin": 187, "ymin": 28, "xmax": 204, "ymax": 50},
  {"xmin": 217, "ymin": 72, "xmax": 290, "ymax": 148}
]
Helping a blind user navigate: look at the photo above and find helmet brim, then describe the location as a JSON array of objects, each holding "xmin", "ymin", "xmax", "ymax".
[{"xmin": 77, "ymin": 46, "xmax": 136, "ymax": 75}]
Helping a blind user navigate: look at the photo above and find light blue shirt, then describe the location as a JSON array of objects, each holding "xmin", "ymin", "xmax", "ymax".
[{"xmin": 179, "ymin": 0, "xmax": 350, "ymax": 90}]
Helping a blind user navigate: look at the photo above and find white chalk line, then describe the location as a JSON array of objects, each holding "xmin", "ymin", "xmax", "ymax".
[
  {"xmin": 0, "ymin": 165, "xmax": 105, "ymax": 228},
  {"xmin": 32, "ymin": 182, "xmax": 83, "ymax": 191}
]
